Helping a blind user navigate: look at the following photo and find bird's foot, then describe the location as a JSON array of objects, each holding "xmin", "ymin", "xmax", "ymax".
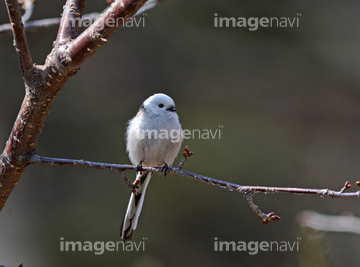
[
  {"xmin": 135, "ymin": 161, "xmax": 143, "ymax": 173},
  {"xmin": 161, "ymin": 162, "xmax": 170, "ymax": 177}
]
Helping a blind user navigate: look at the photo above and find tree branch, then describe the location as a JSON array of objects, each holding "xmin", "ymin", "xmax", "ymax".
[
  {"xmin": 0, "ymin": 264, "xmax": 23, "ymax": 267},
  {"xmin": 0, "ymin": 13, "xmax": 97, "ymax": 35},
  {"xmin": 20, "ymin": 0, "xmax": 35, "ymax": 23},
  {"xmin": 245, "ymin": 193, "xmax": 281, "ymax": 225},
  {"xmin": 29, "ymin": 148, "xmax": 360, "ymax": 224},
  {"xmin": 55, "ymin": 0, "xmax": 86, "ymax": 44},
  {"xmin": 297, "ymin": 210, "xmax": 360, "ymax": 235},
  {"xmin": 58, "ymin": 0, "xmax": 148, "ymax": 69},
  {"xmin": 28, "ymin": 154, "xmax": 360, "ymax": 199},
  {"xmin": 4, "ymin": 0, "xmax": 33, "ymax": 81},
  {"xmin": 0, "ymin": 0, "xmax": 150, "ymax": 212},
  {"xmin": 0, "ymin": 0, "xmax": 159, "ymax": 36}
]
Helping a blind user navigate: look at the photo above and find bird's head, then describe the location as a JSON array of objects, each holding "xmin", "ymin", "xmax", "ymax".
[{"xmin": 141, "ymin": 93, "xmax": 177, "ymax": 116}]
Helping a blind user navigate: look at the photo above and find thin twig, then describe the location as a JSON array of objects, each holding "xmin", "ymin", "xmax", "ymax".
[
  {"xmin": 28, "ymin": 148, "xmax": 360, "ymax": 224},
  {"xmin": 135, "ymin": 0, "xmax": 159, "ymax": 14},
  {"xmin": 0, "ymin": 1, "xmax": 159, "ymax": 36},
  {"xmin": 4, "ymin": 0, "xmax": 33, "ymax": 80},
  {"xmin": 297, "ymin": 210, "xmax": 360, "ymax": 235},
  {"xmin": 62, "ymin": 0, "xmax": 149, "ymax": 68},
  {"xmin": 21, "ymin": 0, "xmax": 34, "ymax": 23},
  {"xmin": 176, "ymin": 145, "xmax": 193, "ymax": 170},
  {"xmin": 0, "ymin": 13, "xmax": 97, "ymax": 36},
  {"xmin": 340, "ymin": 181, "xmax": 351, "ymax": 193},
  {"xmin": 29, "ymin": 154, "xmax": 360, "ymax": 199},
  {"xmin": 245, "ymin": 193, "xmax": 281, "ymax": 225}
]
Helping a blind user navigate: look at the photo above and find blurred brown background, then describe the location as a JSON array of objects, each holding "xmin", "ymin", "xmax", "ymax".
[{"xmin": 0, "ymin": 0, "xmax": 360, "ymax": 266}]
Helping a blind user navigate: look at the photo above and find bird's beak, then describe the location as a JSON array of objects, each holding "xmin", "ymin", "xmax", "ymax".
[{"xmin": 167, "ymin": 105, "xmax": 176, "ymax": 112}]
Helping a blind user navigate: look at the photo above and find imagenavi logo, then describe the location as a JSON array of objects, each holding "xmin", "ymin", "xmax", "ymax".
[
  {"xmin": 60, "ymin": 237, "xmax": 147, "ymax": 255},
  {"xmin": 214, "ymin": 13, "xmax": 301, "ymax": 31},
  {"xmin": 213, "ymin": 237, "xmax": 301, "ymax": 255}
]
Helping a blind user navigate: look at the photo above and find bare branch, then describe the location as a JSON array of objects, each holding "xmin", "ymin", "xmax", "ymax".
[
  {"xmin": 121, "ymin": 171, "xmax": 138, "ymax": 191},
  {"xmin": 177, "ymin": 170, "xmax": 360, "ymax": 199},
  {"xmin": 4, "ymin": 0, "xmax": 33, "ymax": 80},
  {"xmin": 0, "ymin": 17, "xmax": 61, "ymax": 35},
  {"xmin": 245, "ymin": 193, "xmax": 281, "ymax": 225},
  {"xmin": 0, "ymin": 1, "xmax": 159, "ymax": 36},
  {"xmin": 176, "ymin": 145, "xmax": 193, "ymax": 170},
  {"xmin": 21, "ymin": 0, "xmax": 35, "ymax": 23},
  {"xmin": 55, "ymin": 0, "xmax": 86, "ymax": 44},
  {"xmin": 29, "ymin": 153, "xmax": 360, "ymax": 200},
  {"xmin": 297, "ymin": 210, "xmax": 360, "ymax": 235},
  {"xmin": 0, "ymin": 264, "xmax": 24, "ymax": 267},
  {"xmin": 0, "ymin": 13, "xmax": 100, "ymax": 36},
  {"xmin": 340, "ymin": 180, "xmax": 351, "ymax": 193},
  {"xmin": 59, "ymin": 0, "xmax": 148, "ymax": 69},
  {"xmin": 29, "ymin": 150, "xmax": 360, "ymax": 223},
  {"xmin": 29, "ymin": 154, "xmax": 158, "ymax": 173},
  {"xmin": 135, "ymin": 0, "xmax": 160, "ymax": 15}
]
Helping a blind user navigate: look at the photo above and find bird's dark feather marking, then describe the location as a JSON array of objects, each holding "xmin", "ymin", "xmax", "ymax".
[
  {"xmin": 134, "ymin": 192, "xmax": 142, "ymax": 206},
  {"xmin": 120, "ymin": 172, "xmax": 150, "ymax": 240},
  {"xmin": 134, "ymin": 172, "xmax": 148, "ymax": 206},
  {"xmin": 121, "ymin": 212, "xmax": 135, "ymax": 240}
]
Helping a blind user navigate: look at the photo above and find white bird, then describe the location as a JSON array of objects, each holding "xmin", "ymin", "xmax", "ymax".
[{"xmin": 121, "ymin": 93, "xmax": 183, "ymax": 240}]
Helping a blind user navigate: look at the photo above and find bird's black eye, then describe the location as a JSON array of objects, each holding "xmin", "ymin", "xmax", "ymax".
[{"xmin": 159, "ymin": 103, "xmax": 164, "ymax": 108}]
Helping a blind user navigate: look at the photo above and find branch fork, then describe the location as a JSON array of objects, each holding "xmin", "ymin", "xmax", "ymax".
[{"xmin": 0, "ymin": 0, "xmax": 151, "ymax": 212}]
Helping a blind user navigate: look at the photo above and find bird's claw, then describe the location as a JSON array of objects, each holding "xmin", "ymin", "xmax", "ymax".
[
  {"xmin": 136, "ymin": 161, "xmax": 143, "ymax": 173},
  {"xmin": 161, "ymin": 162, "xmax": 170, "ymax": 177}
]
